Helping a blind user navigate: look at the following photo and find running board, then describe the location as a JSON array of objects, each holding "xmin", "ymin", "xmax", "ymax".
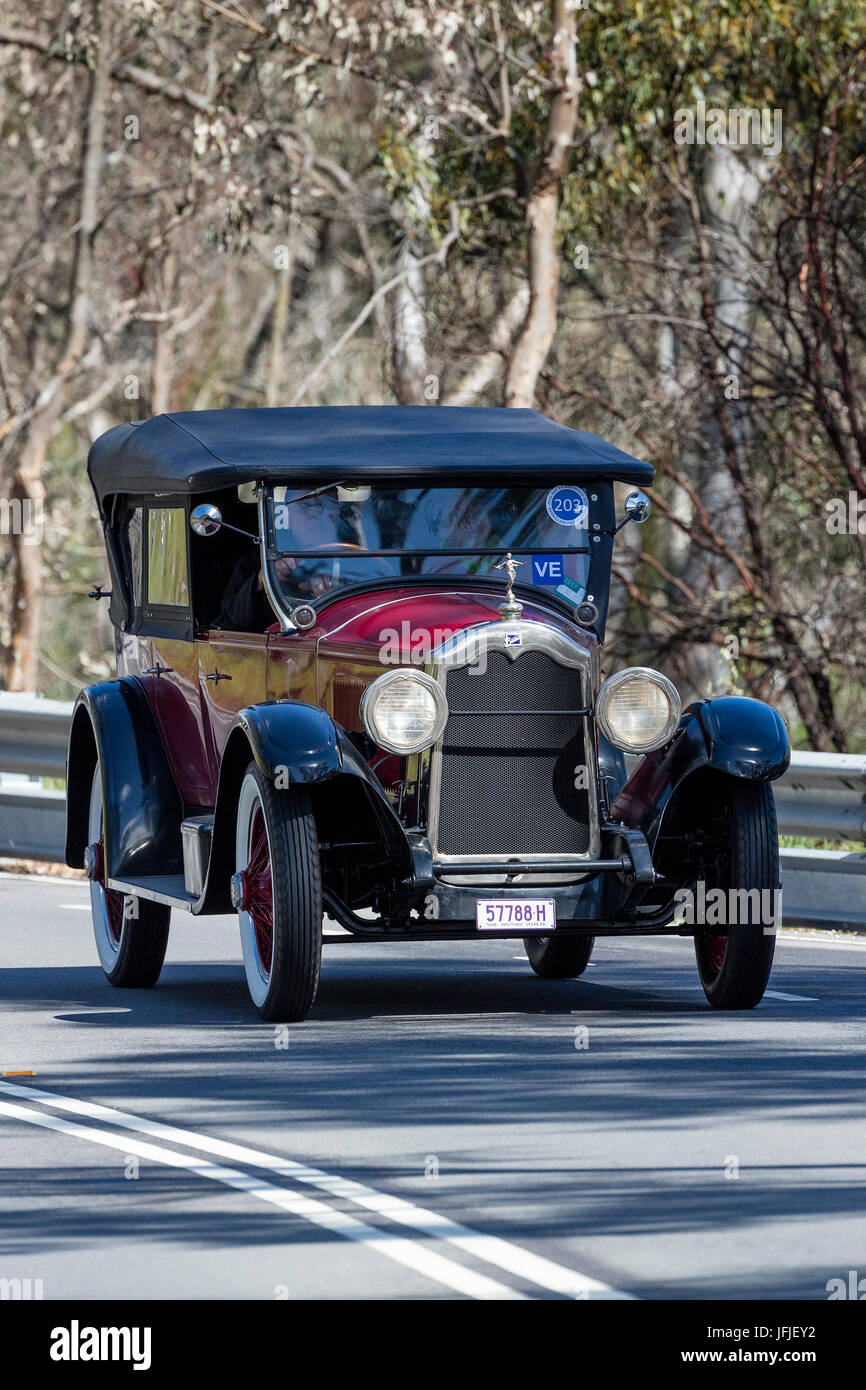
[{"xmin": 105, "ymin": 874, "xmax": 197, "ymax": 909}]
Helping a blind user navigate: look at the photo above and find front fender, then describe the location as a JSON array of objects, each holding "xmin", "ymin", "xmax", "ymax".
[
  {"xmin": 229, "ymin": 701, "xmax": 342, "ymax": 784},
  {"xmin": 197, "ymin": 701, "xmax": 411, "ymax": 914},
  {"xmin": 65, "ymin": 678, "xmax": 183, "ymax": 878},
  {"xmin": 611, "ymin": 696, "xmax": 789, "ymax": 850}
]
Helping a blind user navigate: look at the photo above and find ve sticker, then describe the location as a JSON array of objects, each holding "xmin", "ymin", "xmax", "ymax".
[{"xmin": 531, "ymin": 554, "xmax": 565, "ymax": 585}]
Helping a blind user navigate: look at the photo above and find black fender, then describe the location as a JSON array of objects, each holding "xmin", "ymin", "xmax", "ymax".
[
  {"xmin": 228, "ymin": 701, "xmax": 342, "ymax": 784},
  {"xmin": 65, "ymin": 678, "xmax": 184, "ymax": 878},
  {"xmin": 196, "ymin": 701, "xmax": 412, "ymax": 914},
  {"xmin": 610, "ymin": 696, "xmax": 790, "ymax": 852}
]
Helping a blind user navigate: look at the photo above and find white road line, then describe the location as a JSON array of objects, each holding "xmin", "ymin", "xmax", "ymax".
[
  {"xmin": 0, "ymin": 1097, "xmax": 520, "ymax": 1301},
  {"xmin": 776, "ymin": 935, "xmax": 866, "ymax": 953},
  {"xmin": 0, "ymin": 873, "xmax": 87, "ymax": 886},
  {"xmin": 511, "ymin": 956, "xmax": 596, "ymax": 966},
  {"xmin": 660, "ymin": 984, "xmax": 818, "ymax": 1003},
  {"xmin": 651, "ymin": 932, "xmax": 866, "ymax": 954},
  {"xmin": 0, "ymin": 1080, "xmax": 630, "ymax": 1300},
  {"xmin": 60, "ymin": 904, "xmax": 90, "ymax": 911}
]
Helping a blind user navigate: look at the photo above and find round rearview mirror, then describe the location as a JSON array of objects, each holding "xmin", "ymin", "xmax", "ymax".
[
  {"xmin": 190, "ymin": 503, "xmax": 222, "ymax": 537},
  {"xmin": 624, "ymin": 491, "xmax": 651, "ymax": 524},
  {"xmin": 337, "ymin": 483, "xmax": 371, "ymax": 503}
]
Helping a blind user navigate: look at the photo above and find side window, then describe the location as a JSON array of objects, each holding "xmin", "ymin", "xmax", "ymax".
[
  {"xmin": 126, "ymin": 506, "xmax": 143, "ymax": 607},
  {"xmin": 146, "ymin": 507, "xmax": 189, "ymax": 609}
]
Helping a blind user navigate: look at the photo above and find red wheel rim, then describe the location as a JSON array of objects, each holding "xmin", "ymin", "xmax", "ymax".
[
  {"xmin": 105, "ymin": 889, "xmax": 125, "ymax": 945},
  {"xmin": 244, "ymin": 805, "xmax": 273, "ymax": 977},
  {"xmin": 95, "ymin": 834, "xmax": 125, "ymax": 944},
  {"xmin": 705, "ymin": 932, "xmax": 727, "ymax": 975}
]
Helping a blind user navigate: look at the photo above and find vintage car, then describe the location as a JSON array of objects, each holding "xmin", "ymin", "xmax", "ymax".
[{"xmin": 66, "ymin": 406, "xmax": 790, "ymax": 1020}]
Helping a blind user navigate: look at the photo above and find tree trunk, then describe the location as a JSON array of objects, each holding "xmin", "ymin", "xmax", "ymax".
[
  {"xmin": 390, "ymin": 119, "xmax": 434, "ymax": 405},
  {"xmin": 266, "ymin": 220, "xmax": 295, "ymax": 408},
  {"xmin": 391, "ymin": 236, "xmax": 428, "ymax": 403},
  {"xmin": 443, "ymin": 285, "xmax": 529, "ymax": 405},
  {"xmin": 3, "ymin": 0, "xmax": 112, "ymax": 691},
  {"xmin": 151, "ymin": 250, "xmax": 178, "ymax": 415},
  {"xmin": 689, "ymin": 146, "xmax": 762, "ymax": 697},
  {"xmin": 504, "ymin": 0, "xmax": 580, "ymax": 409}
]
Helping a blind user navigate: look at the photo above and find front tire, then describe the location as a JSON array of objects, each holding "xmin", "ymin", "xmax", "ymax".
[
  {"xmin": 524, "ymin": 934, "xmax": 594, "ymax": 978},
  {"xmin": 88, "ymin": 765, "xmax": 170, "ymax": 988},
  {"xmin": 235, "ymin": 764, "xmax": 322, "ymax": 1022},
  {"xmin": 693, "ymin": 780, "xmax": 779, "ymax": 1009}
]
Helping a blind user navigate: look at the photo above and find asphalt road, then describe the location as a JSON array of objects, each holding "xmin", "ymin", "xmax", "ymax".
[{"xmin": 1, "ymin": 870, "xmax": 864, "ymax": 1301}]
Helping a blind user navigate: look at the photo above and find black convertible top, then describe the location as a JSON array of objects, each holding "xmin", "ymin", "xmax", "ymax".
[{"xmin": 87, "ymin": 406, "xmax": 654, "ymax": 507}]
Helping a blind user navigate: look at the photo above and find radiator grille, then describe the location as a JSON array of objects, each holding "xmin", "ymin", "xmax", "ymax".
[{"xmin": 435, "ymin": 649, "xmax": 592, "ymax": 857}]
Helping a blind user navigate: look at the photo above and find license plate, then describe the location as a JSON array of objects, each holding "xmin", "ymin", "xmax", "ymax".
[{"xmin": 475, "ymin": 898, "xmax": 556, "ymax": 932}]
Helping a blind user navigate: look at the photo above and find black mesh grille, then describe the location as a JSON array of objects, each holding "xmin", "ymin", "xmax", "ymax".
[{"xmin": 436, "ymin": 650, "xmax": 592, "ymax": 857}]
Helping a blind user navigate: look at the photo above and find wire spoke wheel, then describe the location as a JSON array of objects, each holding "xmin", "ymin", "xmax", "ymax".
[
  {"xmin": 235, "ymin": 764, "xmax": 322, "ymax": 1021},
  {"xmin": 693, "ymin": 779, "xmax": 779, "ymax": 1009},
  {"xmin": 244, "ymin": 806, "xmax": 274, "ymax": 977},
  {"xmin": 87, "ymin": 764, "xmax": 170, "ymax": 987}
]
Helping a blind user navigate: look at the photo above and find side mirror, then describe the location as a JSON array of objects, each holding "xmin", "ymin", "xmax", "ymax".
[
  {"xmin": 624, "ymin": 491, "xmax": 651, "ymax": 524},
  {"xmin": 190, "ymin": 503, "xmax": 222, "ymax": 537}
]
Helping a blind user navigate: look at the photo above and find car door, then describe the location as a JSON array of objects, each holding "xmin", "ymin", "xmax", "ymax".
[
  {"xmin": 148, "ymin": 635, "xmax": 215, "ymax": 806},
  {"xmin": 137, "ymin": 502, "xmax": 214, "ymax": 807},
  {"xmin": 197, "ymin": 630, "xmax": 269, "ymax": 784}
]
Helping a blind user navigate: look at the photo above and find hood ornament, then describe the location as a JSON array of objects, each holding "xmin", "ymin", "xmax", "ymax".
[{"xmin": 494, "ymin": 552, "xmax": 524, "ymax": 621}]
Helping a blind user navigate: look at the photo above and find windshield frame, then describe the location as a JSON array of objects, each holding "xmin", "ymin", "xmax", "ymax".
[{"xmin": 258, "ymin": 481, "xmax": 616, "ymax": 633}]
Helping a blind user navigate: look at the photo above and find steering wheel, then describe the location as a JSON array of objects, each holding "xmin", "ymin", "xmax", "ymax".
[
  {"xmin": 280, "ymin": 542, "xmax": 390, "ymax": 596},
  {"xmin": 309, "ymin": 542, "xmax": 366, "ymax": 552}
]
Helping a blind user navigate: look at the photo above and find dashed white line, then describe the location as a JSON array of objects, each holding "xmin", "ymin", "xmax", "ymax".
[{"xmin": 0, "ymin": 1079, "xmax": 631, "ymax": 1300}]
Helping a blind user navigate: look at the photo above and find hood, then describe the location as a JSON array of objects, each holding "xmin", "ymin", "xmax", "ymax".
[{"xmin": 312, "ymin": 583, "xmax": 588, "ymax": 657}]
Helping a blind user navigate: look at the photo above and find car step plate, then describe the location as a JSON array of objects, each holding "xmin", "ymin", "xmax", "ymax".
[{"xmin": 475, "ymin": 898, "xmax": 556, "ymax": 932}]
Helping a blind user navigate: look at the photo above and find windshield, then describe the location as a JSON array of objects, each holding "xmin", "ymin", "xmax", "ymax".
[{"xmin": 264, "ymin": 483, "xmax": 596, "ymax": 612}]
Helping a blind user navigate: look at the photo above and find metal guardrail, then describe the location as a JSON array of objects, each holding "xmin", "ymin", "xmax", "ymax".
[
  {"xmin": 773, "ymin": 752, "xmax": 866, "ymax": 841},
  {"xmin": 0, "ymin": 693, "xmax": 863, "ymax": 926},
  {"xmin": 0, "ymin": 782, "xmax": 67, "ymax": 862},
  {"xmin": 0, "ymin": 691, "xmax": 72, "ymax": 779},
  {"xmin": 0, "ymin": 693, "xmax": 72, "ymax": 862}
]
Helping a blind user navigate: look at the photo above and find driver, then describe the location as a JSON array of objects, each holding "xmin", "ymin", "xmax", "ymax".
[
  {"xmin": 214, "ymin": 493, "xmax": 347, "ymax": 631},
  {"xmin": 213, "ymin": 545, "xmax": 273, "ymax": 632},
  {"xmin": 274, "ymin": 491, "xmax": 348, "ymax": 599}
]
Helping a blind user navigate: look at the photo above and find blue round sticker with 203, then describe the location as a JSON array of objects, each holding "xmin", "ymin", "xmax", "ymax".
[{"xmin": 545, "ymin": 485, "xmax": 588, "ymax": 528}]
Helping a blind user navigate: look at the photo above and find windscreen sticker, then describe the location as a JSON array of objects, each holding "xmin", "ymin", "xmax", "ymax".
[
  {"xmin": 546, "ymin": 485, "xmax": 588, "ymax": 528},
  {"xmin": 531, "ymin": 554, "xmax": 565, "ymax": 585},
  {"xmin": 555, "ymin": 574, "xmax": 586, "ymax": 605},
  {"xmin": 531, "ymin": 553, "xmax": 587, "ymax": 606}
]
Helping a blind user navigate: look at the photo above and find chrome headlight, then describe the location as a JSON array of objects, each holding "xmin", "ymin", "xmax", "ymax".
[
  {"xmin": 595, "ymin": 667, "xmax": 681, "ymax": 754},
  {"xmin": 360, "ymin": 670, "xmax": 448, "ymax": 755}
]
